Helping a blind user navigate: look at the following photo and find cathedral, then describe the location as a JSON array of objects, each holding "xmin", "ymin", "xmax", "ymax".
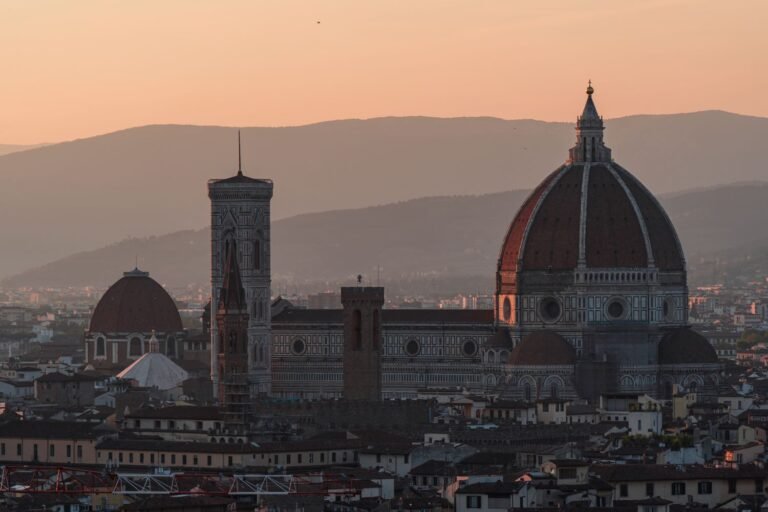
[{"xmin": 85, "ymin": 85, "xmax": 721, "ymax": 405}]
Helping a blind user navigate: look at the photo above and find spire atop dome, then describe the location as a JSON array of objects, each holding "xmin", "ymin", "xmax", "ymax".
[{"xmin": 568, "ymin": 82, "xmax": 612, "ymax": 163}]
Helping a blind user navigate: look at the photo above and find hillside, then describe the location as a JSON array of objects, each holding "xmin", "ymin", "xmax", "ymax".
[
  {"xmin": 5, "ymin": 182, "xmax": 768, "ymax": 290},
  {"xmin": 0, "ymin": 111, "xmax": 766, "ymax": 277}
]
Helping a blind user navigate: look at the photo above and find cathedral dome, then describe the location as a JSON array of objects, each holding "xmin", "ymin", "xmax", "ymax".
[
  {"xmin": 658, "ymin": 328, "xmax": 718, "ymax": 365},
  {"xmin": 90, "ymin": 268, "xmax": 182, "ymax": 333},
  {"xmin": 498, "ymin": 88, "xmax": 684, "ymax": 277},
  {"xmin": 508, "ymin": 331, "xmax": 575, "ymax": 366}
]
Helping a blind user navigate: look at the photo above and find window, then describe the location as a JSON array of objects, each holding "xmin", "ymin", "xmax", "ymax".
[
  {"xmin": 376, "ymin": 454, "xmax": 382, "ymax": 463},
  {"xmin": 646, "ymin": 483, "xmax": 654, "ymax": 496},
  {"xmin": 150, "ymin": 454, "xmax": 155, "ymax": 464},
  {"xmin": 154, "ymin": 420, "xmax": 161, "ymax": 429},
  {"xmin": 207, "ymin": 456, "xmax": 212, "ymax": 466},
  {"xmin": 619, "ymin": 484, "xmax": 628, "ymax": 497},
  {"xmin": 404, "ymin": 454, "xmax": 409, "ymax": 464},
  {"xmin": 171, "ymin": 454, "xmax": 176, "ymax": 464},
  {"xmin": 698, "ymin": 481, "xmax": 712, "ymax": 495},
  {"xmin": 166, "ymin": 337, "xmax": 176, "ymax": 357},
  {"xmin": 756, "ymin": 479, "xmax": 764, "ymax": 493},
  {"xmin": 49, "ymin": 445, "xmax": 55, "ymax": 458},
  {"xmin": 118, "ymin": 453, "xmax": 123, "ymax": 463},
  {"xmin": 466, "ymin": 496, "xmax": 482, "ymax": 509},
  {"xmin": 193, "ymin": 456, "xmax": 198, "ymax": 465},
  {"xmin": 96, "ymin": 337, "xmax": 106, "ymax": 357},
  {"xmin": 182, "ymin": 455, "xmax": 187, "ymax": 465},
  {"xmin": 332, "ymin": 452, "xmax": 337, "ymax": 463},
  {"xmin": 161, "ymin": 454, "xmax": 165, "ymax": 464},
  {"xmin": 129, "ymin": 337, "xmax": 142, "ymax": 356},
  {"xmin": 77, "ymin": 445, "xmax": 82, "ymax": 460},
  {"xmin": 298, "ymin": 454, "xmax": 302, "ymax": 464},
  {"xmin": 140, "ymin": 453, "xmax": 144, "ymax": 464},
  {"xmin": 353, "ymin": 310, "xmax": 362, "ymax": 350},
  {"xmin": 129, "ymin": 453, "xmax": 133, "ymax": 463},
  {"xmin": 197, "ymin": 421, "xmax": 204, "ymax": 431},
  {"xmin": 16, "ymin": 444, "xmax": 21, "ymax": 456},
  {"xmin": 1, "ymin": 443, "xmax": 6, "ymax": 456},
  {"xmin": 320, "ymin": 453, "xmax": 325, "ymax": 463},
  {"xmin": 228, "ymin": 456, "xmax": 233, "ymax": 467},
  {"xmin": 728, "ymin": 479, "xmax": 737, "ymax": 493},
  {"xmin": 287, "ymin": 454, "xmax": 291, "ymax": 465},
  {"xmin": 309, "ymin": 453, "xmax": 314, "ymax": 464},
  {"xmin": 671, "ymin": 482, "xmax": 686, "ymax": 495}
]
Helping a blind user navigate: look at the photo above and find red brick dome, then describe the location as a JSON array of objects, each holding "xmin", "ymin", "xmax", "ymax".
[
  {"xmin": 89, "ymin": 268, "xmax": 182, "ymax": 333},
  {"xmin": 498, "ymin": 162, "xmax": 684, "ymax": 274},
  {"xmin": 658, "ymin": 328, "xmax": 718, "ymax": 365},
  {"xmin": 508, "ymin": 331, "xmax": 575, "ymax": 366}
]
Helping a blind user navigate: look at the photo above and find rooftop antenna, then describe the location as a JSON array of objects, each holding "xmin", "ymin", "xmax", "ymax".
[
  {"xmin": 357, "ymin": 274, "xmax": 363, "ymax": 287},
  {"xmin": 237, "ymin": 130, "xmax": 243, "ymax": 176}
]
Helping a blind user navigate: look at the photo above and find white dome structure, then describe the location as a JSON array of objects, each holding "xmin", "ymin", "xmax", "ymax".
[{"xmin": 117, "ymin": 332, "xmax": 189, "ymax": 395}]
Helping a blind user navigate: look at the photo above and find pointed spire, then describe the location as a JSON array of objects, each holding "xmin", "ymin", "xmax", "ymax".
[
  {"xmin": 237, "ymin": 130, "xmax": 243, "ymax": 176},
  {"xmin": 219, "ymin": 241, "xmax": 246, "ymax": 311}
]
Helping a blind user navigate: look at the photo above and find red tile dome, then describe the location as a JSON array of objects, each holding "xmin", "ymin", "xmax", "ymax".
[
  {"xmin": 658, "ymin": 328, "xmax": 718, "ymax": 365},
  {"xmin": 508, "ymin": 331, "xmax": 575, "ymax": 366},
  {"xmin": 498, "ymin": 87, "xmax": 684, "ymax": 279},
  {"xmin": 89, "ymin": 268, "xmax": 183, "ymax": 333}
]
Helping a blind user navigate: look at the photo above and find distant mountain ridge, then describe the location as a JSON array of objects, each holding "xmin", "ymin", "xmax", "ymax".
[
  {"xmin": 0, "ymin": 110, "xmax": 766, "ymax": 277},
  {"xmin": 5, "ymin": 182, "xmax": 768, "ymax": 290}
]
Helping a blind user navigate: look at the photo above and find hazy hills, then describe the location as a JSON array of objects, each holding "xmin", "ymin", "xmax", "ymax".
[
  {"xmin": 5, "ymin": 182, "xmax": 768, "ymax": 291},
  {"xmin": 0, "ymin": 111, "xmax": 767, "ymax": 277},
  {"xmin": 0, "ymin": 143, "xmax": 46, "ymax": 157}
]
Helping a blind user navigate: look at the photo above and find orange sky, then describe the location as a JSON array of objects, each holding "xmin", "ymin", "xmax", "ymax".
[{"xmin": 0, "ymin": 0, "xmax": 766, "ymax": 144}]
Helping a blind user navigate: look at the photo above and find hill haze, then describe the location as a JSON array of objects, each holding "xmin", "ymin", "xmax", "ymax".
[
  {"xmin": 5, "ymin": 182, "xmax": 768, "ymax": 291},
  {"xmin": 0, "ymin": 111, "xmax": 766, "ymax": 277}
]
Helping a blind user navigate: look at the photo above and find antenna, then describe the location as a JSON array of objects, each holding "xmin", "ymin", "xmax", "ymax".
[{"xmin": 237, "ymin": 130, "xmax": 243, "ymax": 176}]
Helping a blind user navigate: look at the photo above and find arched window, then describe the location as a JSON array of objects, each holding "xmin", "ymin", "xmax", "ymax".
[
  {"xmin": 372, "ymin": 310, "xmax": 380, "ymax": 350},
  {"xmin": 96, "ymin": 337, "xmax": 106, "ymax": 357},
  {"xmin": 689, "ymin": 380, "xmax": 698, "ymax": 393},
  {"xmin": 129, "ymin": 337, "xmax": 142, "ymax": 357},
  {"xmin": 253, "ymin": 239, "xmax": 261, "ymax": 270},
  {"xmin": 228, "ymin": 331, "xmax": 236, "ymax": 350},
  {"xmin": 353, "ymin": 310, "xmax": 362, "ymax": 350},
  {"xmin": 591, "ymin": 136, "xmax": 596, "ymax": 161},
  {"xmin": 524, "ymin": 382, "xmax": 532, "ymax": 402},
  {"xmin": 550, "ymin": 382, "xmax": 559, "ymax": 399},
  {"xmin": 582, "ymin": 137, "xmax": 587, "ymax": 161},
  {"xmin": 166, "ymin": 336, "xmax": 176, "ymax": 357}
]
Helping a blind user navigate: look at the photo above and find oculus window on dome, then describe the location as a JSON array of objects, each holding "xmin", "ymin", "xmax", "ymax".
[
  {"xmin": 291, "ymin": 338, "xmax": 306, "ymax": 356},
  {"xmin": 462, "ymin": 339, "xmax": 478, "ymax": 357},
  {"xmin": 606, "ymin": 298, "xmax": 628, "ymax": 320},
  {"xmin": 539, "ymin": 297, "xmax": 561, "ymax": 323}
]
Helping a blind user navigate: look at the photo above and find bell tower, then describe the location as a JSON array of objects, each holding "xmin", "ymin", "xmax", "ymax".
[
  {"xmin": 341, "ymin": 285, "xmax": 384, "ymax": 401},
  {"xmin": 216, "ymin": 241, "xmax": 250, "ymax": 423},
  {"xmin": 208, "ymin": 132, "xmax": 274, "ymax": 399}
]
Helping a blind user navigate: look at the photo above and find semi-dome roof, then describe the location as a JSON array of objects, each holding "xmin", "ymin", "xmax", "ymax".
[
  {"xmin": 658, "ymin": 328, "xmax": 719, "ymax": 365},
  {"xmin": 90, "ymin": 268, "xmax": 182, "ymax": 333},
  {"xmin": 508, "ymin": 330, "xmax": 576, "ymax": 366},
  {"xmin": 498, "ymin": 87, "xmax": 684, "ymax": 276}
]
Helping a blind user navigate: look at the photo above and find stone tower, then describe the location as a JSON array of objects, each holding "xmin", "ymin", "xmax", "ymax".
[
  {"xmin": 208, "ymin": 136, "xmax": 273, "ymax": 398},
  {"xmin": 341, "ymin": 286, "xmax": 384, "ymax": 401},
  {"xmin": 216, "ymin": 241, "xmax": 250, "ymax": 423}
]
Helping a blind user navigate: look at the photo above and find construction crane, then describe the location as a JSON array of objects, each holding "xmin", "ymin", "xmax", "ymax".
[{"xmin": 0, "ymin": 465, "xmax": 368, "ymax": 498}]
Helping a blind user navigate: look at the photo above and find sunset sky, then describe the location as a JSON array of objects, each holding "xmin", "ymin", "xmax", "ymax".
[{"xmin": 0, "ymin": 0, "xmax": 765, "ymax": 144}]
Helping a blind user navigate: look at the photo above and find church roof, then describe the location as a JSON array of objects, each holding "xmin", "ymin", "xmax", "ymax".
[
  {"xmin": 497, "ymin": 87, "xmax": 685, "ymax": 277},
  {"xmin": 117, "ymin": 352, "xmax": 189, "ymax": 391},
  {"xmin": 89, "ymin": 268, "xmax": 182, "ymax": 333},
  {"xmin": 508, "ymin": 331, "xmax": 576, "ymax": 366},
  {"xmin": 658, "ymin": 328, "xmax": 719, "ymax": 365}
]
